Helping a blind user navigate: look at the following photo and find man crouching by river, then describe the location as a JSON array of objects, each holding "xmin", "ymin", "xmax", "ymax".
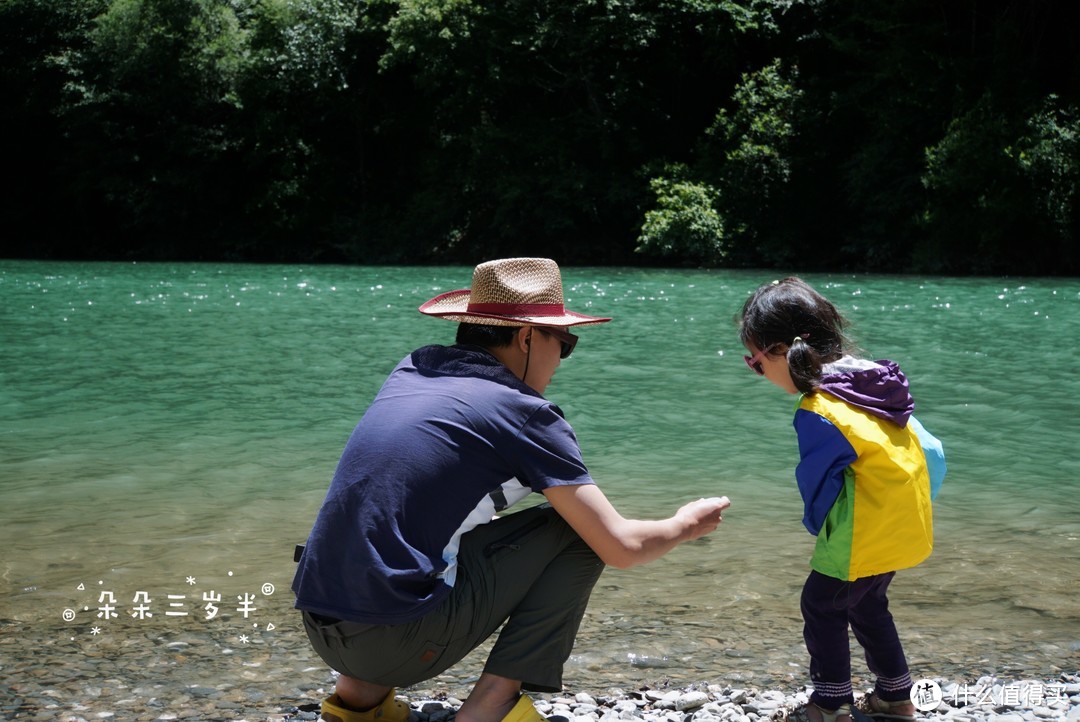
[{"xmin": 292, "ymin": 257, "xmax": 731, "ymax": 722}]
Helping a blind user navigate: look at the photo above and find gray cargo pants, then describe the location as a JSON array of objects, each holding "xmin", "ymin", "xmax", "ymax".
[{"xmin": 302, "ymin": 503, "xmax": 604, "ymax": 692}]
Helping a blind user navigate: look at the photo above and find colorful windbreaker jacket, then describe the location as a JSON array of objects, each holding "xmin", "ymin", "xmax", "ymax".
[{"xmin": 795, "ymin": 357, "xmax": 945, "ymax": 581}]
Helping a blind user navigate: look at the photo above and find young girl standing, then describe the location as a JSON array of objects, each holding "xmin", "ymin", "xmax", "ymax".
[{"xmin": 738, "ymin": 278, "xmax": 945, "ymax": 722}]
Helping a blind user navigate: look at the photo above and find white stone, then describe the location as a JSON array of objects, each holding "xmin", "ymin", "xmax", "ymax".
[
  {"xmin": 653, "ymin": 698, "xmax": 676, "ymax": 710},
  {"xmin": 676, "ymin": 691, "xmax": 710, "ymax": 711}
]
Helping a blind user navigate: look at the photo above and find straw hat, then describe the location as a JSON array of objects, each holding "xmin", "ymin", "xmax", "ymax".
[{"xmin": 418, "ymin": 258, "xmax": 612, "ymax": 327}]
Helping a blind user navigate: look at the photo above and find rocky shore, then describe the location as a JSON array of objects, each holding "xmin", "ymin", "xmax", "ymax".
[
  {"xmin": 13, "ymin": 673, "xmax": 1079, "ymax": 722},
  {"xmin": 4, "ymin": 613, "xmax": 1078, "ymax": 722},
  {"xmin": 351, "ymin": 675, "xmax": 1080, "ymax": 722}
]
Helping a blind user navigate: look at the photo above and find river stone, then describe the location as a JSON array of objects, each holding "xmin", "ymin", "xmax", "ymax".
[{"xmin": 675, "ymin": 691, "xmax": 709, "ymax": 711}]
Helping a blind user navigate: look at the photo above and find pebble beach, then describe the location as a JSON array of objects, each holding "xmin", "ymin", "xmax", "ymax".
[
  {"xmin": 3, "ymin": 615, "xmax": 1078, "ymax": 722},
  {"xmin": 6, "ymin": 549, "xmax": 1077, "ymax": 722},
  {"xmin": 9, "ymin": 670, "xmax": 1080, "ymax": 722}
]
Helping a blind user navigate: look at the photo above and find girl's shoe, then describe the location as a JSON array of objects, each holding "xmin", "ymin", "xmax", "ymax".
[
  {"xmin": 857, "ymin": 692, "xmax": 917, "ymax": 721},
  {"xmin": 784, "ymin": 702, "xmax": 853, "ymax": 722}
]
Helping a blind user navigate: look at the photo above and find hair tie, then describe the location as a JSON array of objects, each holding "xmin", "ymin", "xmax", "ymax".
[{"xmin": 793, "ymin": 334, "xmax": 809, "ymax": 344}]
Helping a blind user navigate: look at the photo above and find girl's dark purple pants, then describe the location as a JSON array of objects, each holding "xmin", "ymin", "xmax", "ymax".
[{"xmin": 801, "ymin": 570, "xmax": 914, "ymax": 710}]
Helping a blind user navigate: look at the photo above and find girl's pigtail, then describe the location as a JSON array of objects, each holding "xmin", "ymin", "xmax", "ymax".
[{"xmin": 787, "ymin": 334, "xmax": 821, "ymax": 394}]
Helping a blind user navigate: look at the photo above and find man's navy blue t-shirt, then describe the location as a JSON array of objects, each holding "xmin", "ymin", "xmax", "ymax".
[{"xmin": 291, "ymin": 344, "xmax": 595, "ymax": 625}]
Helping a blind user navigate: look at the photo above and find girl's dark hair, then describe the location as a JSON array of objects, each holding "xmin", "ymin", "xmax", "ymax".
[
  {"xmin": 738, "ymin": 277, "xmax": 853, "ymax": 394},
  {"xmin": 455, "ymin": 322, "xmax": 520, "ymax": 348}
]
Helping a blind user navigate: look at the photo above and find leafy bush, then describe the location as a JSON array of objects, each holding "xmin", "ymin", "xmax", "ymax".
[
  {"xmin": 636, "ymin": 169, "xmax": 727, "ymax": 265},
  {"xmin": 638, "ymin": 58, "xmax": 801, "ymax": 266}
]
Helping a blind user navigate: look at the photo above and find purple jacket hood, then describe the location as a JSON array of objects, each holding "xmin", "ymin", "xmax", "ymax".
[{"xmin": 816, "ymin": 357, "xmax": 914, "ymax": 427}]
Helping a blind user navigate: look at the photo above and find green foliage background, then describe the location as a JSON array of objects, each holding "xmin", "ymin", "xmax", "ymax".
[{"xmin": 2, "ymin": 0, "xmax": 1077, "ymax": 273}]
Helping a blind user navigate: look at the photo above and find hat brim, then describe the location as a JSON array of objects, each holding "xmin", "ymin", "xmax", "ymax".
[{"xmin": 418, "ymin": 289, "xmax": 611, "ymax": 327}]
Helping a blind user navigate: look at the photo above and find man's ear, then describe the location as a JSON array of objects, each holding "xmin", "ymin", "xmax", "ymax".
[{"xmin": 516, "ymin": 326, "xmax": 533, "ymax": 353}]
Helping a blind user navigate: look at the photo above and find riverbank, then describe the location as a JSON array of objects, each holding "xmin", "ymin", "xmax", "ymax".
[
  {"xmin": 9, "ymin": 670, "xmax": 1078, "ymax": 721},
  {"xmin": 359, "ymin": 675, "xmax": 1080, "ymax": 722},
  {"xmin": 5, "ymin": 603, "xmax": 1078, "ymax": 722},
  {"xmin": 3, "ymin": 612, "xmax": 1078, "ymax": 721}
]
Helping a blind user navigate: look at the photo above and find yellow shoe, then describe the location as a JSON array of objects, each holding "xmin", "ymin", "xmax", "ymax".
[
  {"xmin": 321, "ymin": 689, "xmax": 411, "ymax": 722},
  {"xmin": 501, "ymin": 695, "xmax": 545, "ymax": 722}
]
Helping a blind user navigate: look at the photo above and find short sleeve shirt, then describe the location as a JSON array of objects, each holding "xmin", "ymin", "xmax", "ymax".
[{"xmin": 291, "ymin": 344, "xmax": 595, "ymax": 624}]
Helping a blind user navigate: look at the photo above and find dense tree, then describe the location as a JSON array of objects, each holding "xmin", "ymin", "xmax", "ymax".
[
  {"xmin": 919, "ymin": 93, "xmax": 1079, "ymax": 274},
  {"xmin": 639, "ymin": 0, "xmax": 1079, "ymax": 273},
  {"xmin": 354, "ymin": 0, "xmax": 775, "ymax": 263},
  {"xmin": 0, "ymin": 0, "xmax": 105, "ymax": 257},
  {"xmin": 1, "ymin": 0, "xmax": 1077, "ymax": 273},
  {"xmin": 787, "ymin": 0, "xmax": 1079, "ymax": 273},
  {"xmin": 637, "ymin": 59, "xmax": 803, "ymax": 267},
  {"xmin": 236, "ymin": 0, "xmax": 364, "ymax": 260}
]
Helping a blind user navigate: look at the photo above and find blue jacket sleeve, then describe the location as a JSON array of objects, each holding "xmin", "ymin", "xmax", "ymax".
[{"xmin": 793, "ymin": 409, "xmax": 857, "ymax": 535}]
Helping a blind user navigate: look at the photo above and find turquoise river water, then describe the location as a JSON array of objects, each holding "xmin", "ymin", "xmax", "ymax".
[{"xmin": 1, "ymin": 261, "xmax": 1077, "ymax": 715}]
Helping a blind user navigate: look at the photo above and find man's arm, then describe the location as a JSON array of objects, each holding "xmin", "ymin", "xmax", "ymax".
[{"xmin": 542, "ymin": 484, "xmax": 730, "ymax": 569}]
